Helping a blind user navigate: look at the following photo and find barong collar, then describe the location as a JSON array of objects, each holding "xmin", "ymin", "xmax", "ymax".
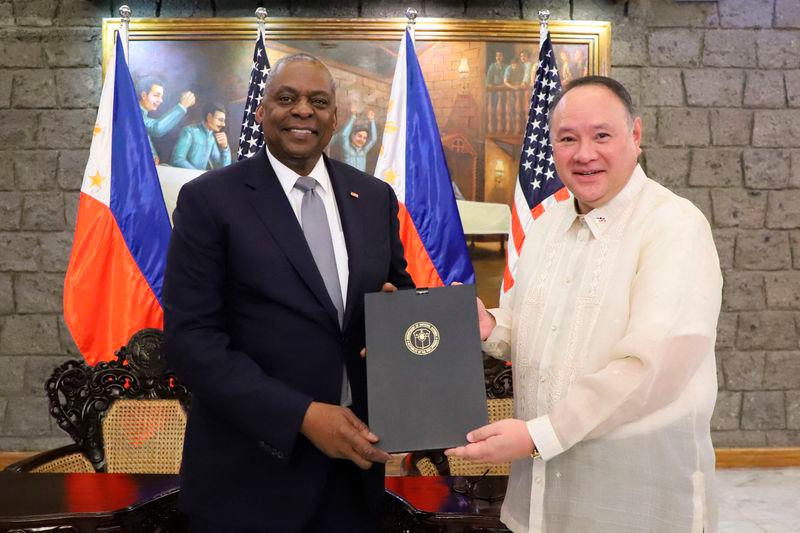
[{"xmin": 559, "ymin": 164, "xmax": 646, "ymax": 240}]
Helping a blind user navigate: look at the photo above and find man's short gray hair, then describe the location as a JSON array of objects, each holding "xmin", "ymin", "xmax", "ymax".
[{"xmin": 262, "ymin": 53, "xmax": 336, "ymax": 98}]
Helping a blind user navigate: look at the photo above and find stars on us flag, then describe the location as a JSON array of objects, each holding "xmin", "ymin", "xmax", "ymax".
[
  {"xmin": 237, "ymin": 33, "xmax": 271, "ymax": 160},
  {"xmin": 517, "ymin": 37, "xmax": 563, "ymax": 210}
]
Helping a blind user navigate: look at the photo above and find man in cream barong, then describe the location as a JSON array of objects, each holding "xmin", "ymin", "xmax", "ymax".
[{"xmin": 447, "ymin": 76, "xmax": 722, "ymax": 533}]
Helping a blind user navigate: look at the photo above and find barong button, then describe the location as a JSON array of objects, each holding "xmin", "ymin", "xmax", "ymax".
[
  {"xmin": 550, "ymin": 325, "xmax": 557, "ymax": 331},
  {"xmin": 540, "ymin": 376, "xmax": 546, "ymax": 383}
]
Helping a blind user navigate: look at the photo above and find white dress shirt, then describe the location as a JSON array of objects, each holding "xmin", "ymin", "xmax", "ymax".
[
  {"xmin": 483, "ymin": 165, "xmax": 722, "ymax": 532},
  {"xmin": 265, "ymin": 146, "xmax": 352, "ymax": 406}
]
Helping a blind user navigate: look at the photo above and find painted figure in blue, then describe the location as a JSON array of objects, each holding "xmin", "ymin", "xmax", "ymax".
[
  {"xmin": 137, "ymin": 76, "xmax": 196, "ymax": 165},
  {"xmin": 486, "ymin": 50, "xmax": 506, "ymax": 86},
  {"xmin": 171, "ymin": 103, "xmax": 232, "ymax": 170},
  {"xmin": 519, "ymin": 50, "xmax": 533, "ymax": 86},
  {"xmin": 341, "ymin": 104, "xmax": 377, "ymax": 172},
  {"xmin": 485, "ymin": 51, "xmax": 506, "ymax": 132},
  {"xmin": 504, "ymin": 56, "xmax": 527, "ymax": 115}
]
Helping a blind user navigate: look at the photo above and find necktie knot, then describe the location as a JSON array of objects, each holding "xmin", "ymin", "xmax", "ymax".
[{"xmin": 294, "ymin": 176, "xmax": 317, "ymax": 193}]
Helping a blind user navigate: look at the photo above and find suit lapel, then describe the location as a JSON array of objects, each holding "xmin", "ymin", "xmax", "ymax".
[
  {"xmin": 327, "ymin": 157, "xmax": 364, "ymax": 333},
  {"xmin": 242, "ymin": 149, "xmax": 340, "ymax": 330}
]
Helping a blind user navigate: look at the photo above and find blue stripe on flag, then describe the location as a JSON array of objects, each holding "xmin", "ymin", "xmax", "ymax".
[
  {"xmin": 403, "ymin": 31, "xmax": 475, "ymax": 285},
  {"xmin": 109, "ymin": 37, "xmax": 172, "ymax": 303}
]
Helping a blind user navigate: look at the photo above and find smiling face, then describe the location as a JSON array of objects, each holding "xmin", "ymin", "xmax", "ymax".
[
  {"xmin": 550, "ymin": 84, "xmax": 642, "ymax": 214},
  {"xmin": 140, "ymin": 84, "xmax": 164, "ymax": 112},
  {"xmin": 351, "ymin": 128, "xmax": 368, "ymax": 149},
  {"xmin": 255, "ymin": 59, "xmax": 337, "ymax": 176},
  {"xmin": 205, "ymin": 110, "xmax": 226, "ymax": 133}
]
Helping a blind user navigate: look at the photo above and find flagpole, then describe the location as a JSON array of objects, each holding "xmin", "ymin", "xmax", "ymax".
[
  {"xmin": 405, "ymin": 7, "xmax": 418, "ymax": 43},
  {"xmin": 538, "ymin": 9, "xmax": 550, "ymax": 51},
  {"xmin": 118, "ymin": 5, "xmax": 131, "ymax": 61},
  {"xmin": 255, "ymin": 6, "xmax": 267, "ymax": 41}
]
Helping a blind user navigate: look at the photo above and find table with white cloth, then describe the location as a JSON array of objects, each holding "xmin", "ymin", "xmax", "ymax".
[{"xmin": 456, "ymin": 200, "xmax": 511, "ymax": 253}]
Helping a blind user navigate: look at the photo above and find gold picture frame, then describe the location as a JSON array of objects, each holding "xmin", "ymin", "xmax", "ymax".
[{"xmin": 101, "ymin": 16, "xmax": 610, "ymax": 204}]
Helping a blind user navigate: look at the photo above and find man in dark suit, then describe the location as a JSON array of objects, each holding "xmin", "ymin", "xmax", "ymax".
[{"xmin": 163, "ymin": 54, "xmax": 413, "ymax": 532}]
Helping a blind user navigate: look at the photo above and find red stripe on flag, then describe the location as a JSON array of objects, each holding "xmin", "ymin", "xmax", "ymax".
[
  {"xmin": 64, "ymin": 195, "xmax": 163, "ymax": 365},
  {"xmin": 554, "ymin": 186, "xmax": 571, "ymax": 202},
  {"xmin": 510, "ymin": 204, "xmax": 525, "ymax": 253},
  {"xmin": 502, "ymin": 260, "xmax": 515, "ymax": 292},
  {"xmin": 531, "ymin": 203, "xmax": 546, "ymax": 220},
  {"xmin": 397, "ymin": 203, "xmax": 444, "ymax": 288}
]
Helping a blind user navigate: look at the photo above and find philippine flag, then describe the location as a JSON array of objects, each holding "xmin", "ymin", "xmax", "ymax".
[
  {"xmin": 63, "ymin": 36, "xmax": 172, "ymax": 365},
  {"xmin": 374, "ymin": 29, "xmax": 475, "ymax": 287}
]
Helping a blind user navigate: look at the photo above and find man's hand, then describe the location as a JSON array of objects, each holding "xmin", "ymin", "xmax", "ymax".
[
  {"xmin": 301, "ymin": 401, "xmax": 391, "ymax": 470},
  {"xmin": 360, "ymin": 282, "xmax": 397, "ymax": 358},
  {"xmin": 214, "ymin": 131, "xmax": 228, "ymax": 149},
  {"xmin": 477, "ymin": 297, "xmax": 496, "ymax": 340},
  {"xmin": 451, "ymin": 282, "xmax": 495, "ymax": 340},
  {"xmin": 444, "ymin": 419, "xmax": 534, "ymax": 464},
  {"xmin": 179, "ymin": 91, "xmax": 196, "ymax": 108},
  {"xmin": 367, "ymin": 109, "xmax": 376, "ymax": 121}
]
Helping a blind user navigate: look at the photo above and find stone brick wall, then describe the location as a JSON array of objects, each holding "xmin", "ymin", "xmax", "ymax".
[
  {"xmin": 613, "ymin": 0, "xmax": 800, "ymax": 449},
  {"xmin": 0, "ymin": 0, "xmax": 798, "ymax": 450}
]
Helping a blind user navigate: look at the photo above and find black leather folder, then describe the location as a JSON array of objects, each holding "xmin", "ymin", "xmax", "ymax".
[{"xmin": 365, "ymin": 284, "xmax": 489, "ymax": 453}]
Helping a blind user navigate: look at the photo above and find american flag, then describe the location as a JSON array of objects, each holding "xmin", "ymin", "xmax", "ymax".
[
  {"xmin": 501, "ymin": 33, "xmax": 571, "ymax": 296},
  {"xmin": 237, "ymin": 30, "xmax": 271, "ymax": 160}
]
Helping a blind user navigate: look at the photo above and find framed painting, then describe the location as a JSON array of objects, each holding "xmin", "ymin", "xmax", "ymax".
[
  {"xmin": 102, "ymin": 16, "xmax": 610, "ymax": 305},
  {"xmin": 102, "ymin": 17, "xmax": 609, "ymax": 203}
]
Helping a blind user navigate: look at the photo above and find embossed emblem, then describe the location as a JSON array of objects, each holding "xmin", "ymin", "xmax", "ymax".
[{"xmin": 404, "ymin": 321, "xmax": 440, "ymax": 356}]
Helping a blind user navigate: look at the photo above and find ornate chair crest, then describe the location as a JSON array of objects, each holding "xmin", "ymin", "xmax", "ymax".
[{"xmin": 9, "ymin": 328, "xmax": 190, "ymax": 473}]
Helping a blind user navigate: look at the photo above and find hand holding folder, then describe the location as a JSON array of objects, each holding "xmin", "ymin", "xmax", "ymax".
[
  {"xmin": 365, "ymin": 284, "xmax": 489, "ymax": 453},
  {"xmin": 445, "ymin": 418, "xmax": 536, "ymax": 464},
  {"xmin": 300, "ymin": 401, "xmax": 391, "ymax": 470}
]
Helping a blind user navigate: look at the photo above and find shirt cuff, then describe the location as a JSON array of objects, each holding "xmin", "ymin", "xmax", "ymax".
[{"xmin": 526, "ymin": 415, "xmax": 564, "ymax": 461}]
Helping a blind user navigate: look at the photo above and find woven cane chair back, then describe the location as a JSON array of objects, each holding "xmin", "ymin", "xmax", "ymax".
[
  {"xmin": 102, "ymin": 398, "xmax": 187, "ymax": 474},
  {"xmin": 34, "ymin": 329, "xmax": 191, "ymax": 473},
  {"xmin": 29, "ymin": 451, "xmax": 95, "ymax": 473}
]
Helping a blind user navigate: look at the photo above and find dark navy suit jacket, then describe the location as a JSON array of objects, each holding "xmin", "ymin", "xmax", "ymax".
[{"xmin": 163, "ymin": 147, "xmax": 412, "ymax": 531}]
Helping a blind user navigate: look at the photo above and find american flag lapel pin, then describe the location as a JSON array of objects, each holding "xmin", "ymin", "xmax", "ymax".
[{"xmin": 350, "ymin": 192, "xmax": 359, "ymax": 198}]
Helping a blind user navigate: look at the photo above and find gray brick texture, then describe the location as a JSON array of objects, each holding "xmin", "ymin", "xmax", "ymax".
[{"xmin": 0, "ymin": 0, "xmax": 798, "ymax": 452}]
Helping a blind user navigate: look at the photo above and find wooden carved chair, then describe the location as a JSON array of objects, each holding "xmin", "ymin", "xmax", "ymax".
[
  {"xmin": 7, "ymin": 328, "xmax": 191, "ymax": 474},
  {"xmin": 412, "ymin": 356, "xmax": 514, "ymax": 476}
]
